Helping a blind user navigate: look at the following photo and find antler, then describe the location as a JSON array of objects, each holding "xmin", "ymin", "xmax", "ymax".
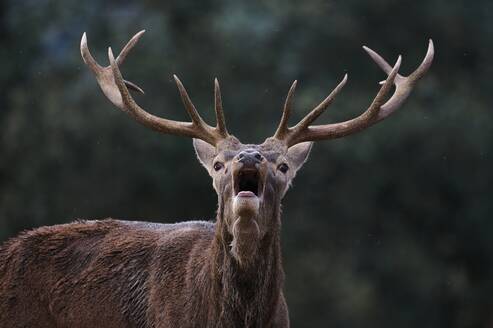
[
  {"xmin": 80, "ymin": 31, "xmax": 229, "ymax": 146},
  {"xmin": 273, "ymin": 40, "xmax": 434, "ymax": 147}
]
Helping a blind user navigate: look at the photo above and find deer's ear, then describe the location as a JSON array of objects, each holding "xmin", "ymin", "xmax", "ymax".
[
  {"xmin": 193, "ymin": 139, "xmax": 216, "ymax": 171},
  {"xmin": 287, "ymin": 142, "xmax": 313, "ymax": 172}
]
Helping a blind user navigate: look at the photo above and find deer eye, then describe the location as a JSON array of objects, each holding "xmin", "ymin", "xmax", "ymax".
[
  {"xmin": 213, "ymin": 162, "xmax": 224, "ymax": 171},
  {"xmin": 277, "ymin": 163, "xmax": 289, "ymax": 173}
]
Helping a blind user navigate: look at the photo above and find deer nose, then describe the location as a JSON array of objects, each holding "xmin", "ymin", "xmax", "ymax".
[{"xmin": 237, "ymin": 150, "xmax": 264, "ymax": 167}]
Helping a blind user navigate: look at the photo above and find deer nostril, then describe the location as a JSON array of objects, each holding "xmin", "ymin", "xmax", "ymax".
[{"xmin": 237, "ymin": 150, "xmax": 263, "ymax": 165}]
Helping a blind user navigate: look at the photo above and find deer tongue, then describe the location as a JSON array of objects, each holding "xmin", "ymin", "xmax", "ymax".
[{"xmin": 237, "ymin": 191, "xmax": 256, "ymax": 197}]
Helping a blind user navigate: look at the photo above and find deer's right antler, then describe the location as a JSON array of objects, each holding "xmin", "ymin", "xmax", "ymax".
[{"xmin": 80, "ymin": 31, "xmax": 229, "ymax": 146}]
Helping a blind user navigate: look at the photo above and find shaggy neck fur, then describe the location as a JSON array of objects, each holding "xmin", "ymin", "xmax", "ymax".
[{"xmin": 207, "ymin": 198, "xmax": 284, "ymax": 326}]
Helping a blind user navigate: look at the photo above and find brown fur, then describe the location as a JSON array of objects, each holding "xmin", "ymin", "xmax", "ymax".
[
  {"xmin": 0, "ymin": 137, "xmax": 312, "ymax": 327},
  {"xmin": 0, "ymin": 218, "xmax": 288, "ymax": 327}
]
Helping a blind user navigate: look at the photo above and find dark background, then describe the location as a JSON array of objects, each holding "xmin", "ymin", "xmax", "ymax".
[{"xmin": 1, "ymin": 0, "xmax": 492, "ymax": 327}]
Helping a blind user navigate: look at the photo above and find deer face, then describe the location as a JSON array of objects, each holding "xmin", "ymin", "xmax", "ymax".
[
  {"xmin": 194, "ymin": 137, "xmax": 312, "ymax": 262},
  {"xmin": 194, "ymin": 137, "xmax": 312, "ymax": 224}
]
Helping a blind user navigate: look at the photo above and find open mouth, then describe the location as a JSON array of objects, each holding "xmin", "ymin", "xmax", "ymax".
[{"xmin": 234, "ymin": 168, "xmax": 262, "ymax": 197}]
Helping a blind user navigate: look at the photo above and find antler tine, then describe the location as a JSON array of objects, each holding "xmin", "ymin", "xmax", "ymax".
[
  {"xmin": 214, "ymin": 78, "xmax": 229, "ymax": 136},
  {"xmin": 273, "ymin": 80, "xmax": 297, "ymax": 140},
  {"xmin": 272, "ymin": 40, "xmax": 433, "ymax": 146},
  {"xmin": 362, "ymin": 45, "xmax": 395, "ymax": 76},
  {"xmin": 173, "ymin": 75, "xmax": 206, "ymax": 126},
  {"xmin": 408, "ymin": 39, "xmax": 434, "ymax": 82},
  {"xmin": 115, "ymin": 31, "xmax": 147, "ymax": 95},
  {"xmin": 81, "ymin": 32, "xmax": 229, "ymax": 146},
  {"xmin": 272, "ymin": 75, "xmax": 347, "ymax": 146},
  {"xmin": 365, "ymin": 55, "xmax": 402, "ymax": 118},
  {"xmin": 116, "ymin": 30, "xmax": 145, "ymax": 66},
  {"xmin": 80, "ymin": 32, "xmax": 103, "ymax": 74},
  {"xmin": 293, "ymin": 74, "xmax": 348, "ymax": 133}
]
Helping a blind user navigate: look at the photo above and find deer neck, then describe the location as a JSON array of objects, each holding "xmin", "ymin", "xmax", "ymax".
[{"xmin": 208, "ymin": 201, "xmax": 284, "ymax": 324}]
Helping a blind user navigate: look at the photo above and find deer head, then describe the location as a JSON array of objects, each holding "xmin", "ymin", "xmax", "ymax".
[{"xmin": 80, "ymin": 30, "xmax": 434, "ymax": 266}]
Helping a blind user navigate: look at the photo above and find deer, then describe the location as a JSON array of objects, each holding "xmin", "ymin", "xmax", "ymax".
[{"xmin": 0, "ymin": 30, "xmax": 433, "ymax": 327}]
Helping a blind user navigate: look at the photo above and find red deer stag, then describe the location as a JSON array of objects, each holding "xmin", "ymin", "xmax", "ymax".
[{"xmin": 0, "ymin": 31, "xmax": 433, "ymax": 327}]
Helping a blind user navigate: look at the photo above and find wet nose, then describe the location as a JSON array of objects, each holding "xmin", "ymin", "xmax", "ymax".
[{"xmin": 237, "ymin": 149, "xmax": 264, "ymax": 167}]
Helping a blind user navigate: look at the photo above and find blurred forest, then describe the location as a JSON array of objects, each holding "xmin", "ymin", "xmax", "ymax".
[{"xmin": 1, "ymin": 0, "xmax": 492, "ymax": 327}]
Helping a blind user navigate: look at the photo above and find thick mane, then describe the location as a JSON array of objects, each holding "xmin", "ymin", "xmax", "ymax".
[{"xmin": 209, "ymin": 206, "xmax": 284, "ymax": 326}]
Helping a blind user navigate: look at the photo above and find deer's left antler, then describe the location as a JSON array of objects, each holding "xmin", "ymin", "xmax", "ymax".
[{"xmin": 273, "ymin": 40, "xmax": 434, "ymax": 147}]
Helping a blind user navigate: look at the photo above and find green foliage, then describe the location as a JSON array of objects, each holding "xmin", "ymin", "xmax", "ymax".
[{"xmin": 1, "ymin": 0, "xmax": 492, "ymax": 326}]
